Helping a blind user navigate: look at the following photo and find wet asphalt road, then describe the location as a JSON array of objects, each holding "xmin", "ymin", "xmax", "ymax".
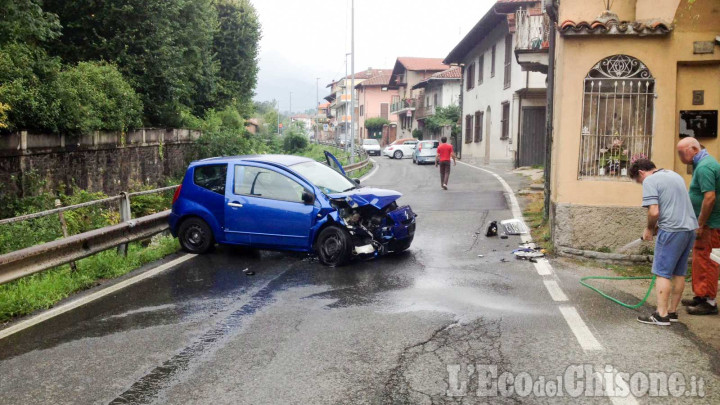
[{"xmin": 1, "ymin": 157, "xmax": 719, "ymax": 404}]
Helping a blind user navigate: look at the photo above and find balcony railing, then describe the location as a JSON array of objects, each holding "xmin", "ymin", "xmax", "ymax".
[
  {"xmin": 515, "ymin": 9, "xmax": 550, "ymax": 51},
  {"xmin": 390, "ymin": 98, "xmax": 417, "ymax": 114}
]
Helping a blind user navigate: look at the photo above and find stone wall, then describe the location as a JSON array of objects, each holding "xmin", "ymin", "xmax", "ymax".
[
  {"xmin": 552, "ymin": 202, "xmax": 655, "ymax": 254},
  {"xmin": 0, "ymin": 129, "xmax": 200, "ymax": 199}
]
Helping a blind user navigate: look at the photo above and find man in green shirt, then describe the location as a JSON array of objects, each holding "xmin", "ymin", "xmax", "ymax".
[{"xmin": 677, "ymin": 137, "xmax": 720, "ymax": 315}]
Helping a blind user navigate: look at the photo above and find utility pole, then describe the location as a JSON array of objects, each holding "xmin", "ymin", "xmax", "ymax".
[
  {"xmin": 289, "ymin": 92, "xmax": 292, "ymax": 119},
  {"xmin": 277, "ymin": 100, "xmax": 280, "ymax": 135},
  {"xmin": 316, "ymin": 77, "xmax": 320, "ymax": 143},
  {"xmin": 349, "ymin": 0, "xmax": 356, "ymax": 164},
  {"xmin": 344, "ymin": 52, "xmax": 351, "ymax": 151}
]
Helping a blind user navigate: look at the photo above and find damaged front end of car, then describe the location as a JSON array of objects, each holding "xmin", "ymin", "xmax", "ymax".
[{"xmin": 327, "ymin": 188, "xmax": 417, "ymax": 259}]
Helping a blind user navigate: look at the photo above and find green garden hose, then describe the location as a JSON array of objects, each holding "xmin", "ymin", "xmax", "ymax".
[{"xmin": 579, "ymin": 275, "xmax": 656, "ymax": 309}]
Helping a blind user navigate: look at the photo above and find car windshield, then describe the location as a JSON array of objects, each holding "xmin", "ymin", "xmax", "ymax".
[
  {"xmin": 420, "ymin": 141, "xmax": 435, "ymax": 148},
  {"xmin": 363, "ymin": 139, "xmax": 379, "ymax": 145},
  {"xmin": 291, "ymin": 161, "xmax": 357, "ymax": 194}
]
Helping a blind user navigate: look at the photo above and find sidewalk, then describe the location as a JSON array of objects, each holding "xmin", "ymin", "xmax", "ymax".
[{"xmin": 485, "ymin": 161, "xmax": 720, "ymax": 353}]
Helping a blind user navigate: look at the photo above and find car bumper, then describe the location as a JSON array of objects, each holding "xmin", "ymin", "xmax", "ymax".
[
  {"xmin": 366, "ymin": 150, "xmax": 381, "ymax": 156},
  {"xmin": 387, "ymin": 205, "xmax": 416, "ymax": 240},
  {"xmin": 415, "ymin": 155, "xmax": 435, "ymax": 163},
  {"xmin": 168, "ymin": 212, "xmax": 181, "ymax": 237}
]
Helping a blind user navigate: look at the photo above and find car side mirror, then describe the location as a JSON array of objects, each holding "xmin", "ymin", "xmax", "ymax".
[
  {"xmin": 301, "ymin": 190, "xmax": 315, "ymax": 205},
  {"xmin": 353, "ymin": 178, "xmax": 361, "ymax": 185}
]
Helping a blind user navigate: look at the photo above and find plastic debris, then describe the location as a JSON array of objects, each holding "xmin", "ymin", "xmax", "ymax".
[
  {"xmin": 501, "ymin": 219, "xmax": 529, "ymax": 235},
  {"xmin": 513, "ymin": 247, "xmax": 545, "ymax": 260}
]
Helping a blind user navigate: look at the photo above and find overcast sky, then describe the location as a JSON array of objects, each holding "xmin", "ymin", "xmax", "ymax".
[{"xmin": 252, "ymin": 0, "xmax": 495, "ymax": 113}]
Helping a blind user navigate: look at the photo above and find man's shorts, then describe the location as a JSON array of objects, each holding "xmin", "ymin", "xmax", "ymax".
[{"xmin": 652, "ymin": 229, "xmax": 696, "ymax": 279}]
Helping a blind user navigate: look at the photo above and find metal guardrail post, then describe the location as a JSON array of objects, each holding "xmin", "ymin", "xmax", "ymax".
[
  {"xmin": 117, "ymin": 192, "xmax": 131, "ymax": 256},
  {"xmin": 55, "ymin": 199, "xmax": 77, "ymax": 271}
]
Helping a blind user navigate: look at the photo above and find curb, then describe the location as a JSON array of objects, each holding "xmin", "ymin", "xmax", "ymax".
[{"xmin": 557, "ymin": 246, "xmax": 653, "ymax": 264}]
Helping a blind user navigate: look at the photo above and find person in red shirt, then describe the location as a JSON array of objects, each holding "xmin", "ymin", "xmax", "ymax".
[{"xmin": 435, "ymin": 137, "xmax": 456, "ymax": 190}]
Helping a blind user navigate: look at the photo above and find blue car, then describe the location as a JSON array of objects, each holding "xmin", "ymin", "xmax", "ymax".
[{"xmin": 169, "ymin": 152, "xmax": 416, "ymax": 266}]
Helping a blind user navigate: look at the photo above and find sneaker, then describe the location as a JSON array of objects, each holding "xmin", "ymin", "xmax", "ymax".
[
  {"xmin": 637, "ymin": 312, "xmax": 671, "ymax": 326},
  {"xmin": 442, "ymin": 184, "xmax": 448, "ymax": 190},
  {"xmin": 681, "ymin": 296, "xmax": 705, "ymax": 307},
  {"xmin": 687, "ymin": 301, "xmax": 719, "ymax": 315},
  {"xmin": 667, "ymin": 312, "xmax": 679, "ymax": 323}
]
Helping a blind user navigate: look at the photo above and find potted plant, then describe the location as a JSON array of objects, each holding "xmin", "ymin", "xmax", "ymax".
[{"xmin": 599, "ymin": 136, "xmax": 628, "ymax": 176}]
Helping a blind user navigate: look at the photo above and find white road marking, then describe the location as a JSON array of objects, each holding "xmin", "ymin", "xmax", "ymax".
[
  {"xmin": 559, "ymin": 306, "xmax": 604, "ymax": 352},
  {"xmin": 533, "ymin": 258, "xmax": 553, "ymax": 276},
  {"xmin": 359, "ymin": 158, "xmax": 379, "ymax": 182},
  {"xmin": 457, "ymin": 161, "xmax": 605, "ymax": 353},
  {"xmin": 543, "ymin": 280, "xmax": 569, "ymax": 302},
  {"xmin": 0, "ymin": 253, "xmax": 196, "ymax": 341}
]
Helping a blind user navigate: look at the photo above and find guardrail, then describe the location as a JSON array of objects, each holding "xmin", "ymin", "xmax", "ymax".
[
  {"xmin": 0, "ymin": 186, "xmax": 177, "ymax": 285},
  {"xmin": 0, "ymin": 147, "xmax": 372, "ymax": 286}
]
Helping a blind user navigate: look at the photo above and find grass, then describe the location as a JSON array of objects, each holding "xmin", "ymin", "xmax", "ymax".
[
  {"xmin": 522, "ymin": 191, "xmax": 554, "ymax": 254},
  {"xmin": 0, "ymin": 235, "xmax": 179, "ymax": 323}
]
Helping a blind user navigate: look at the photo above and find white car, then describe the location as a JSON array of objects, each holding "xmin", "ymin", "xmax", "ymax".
[
  {"xmin": 382, "ymin": 138, "xmax": 418, "ymax": 159},
  {"xmin": 361, "ymin": 139, "xmax": 381, "ymax": 156}
]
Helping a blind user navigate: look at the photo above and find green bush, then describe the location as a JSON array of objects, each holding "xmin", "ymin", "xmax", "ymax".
[
  {"xmin": 412, "ymin": 128, "xmax": 423, "ymax": 140},
  {"xmin": 364, "ymin": 117, "xmax": 389, "ymax": 133},
  {"xmin": 283, "ymin": 133, "xmax": 308, "ymax": 154},
  {"xmin": 51, "ymin": 62, "xmax": 143, "ymax": 134}
]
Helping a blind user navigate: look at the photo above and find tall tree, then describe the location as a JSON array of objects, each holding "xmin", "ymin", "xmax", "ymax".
[
  {"xmin": 0, "ymin": 0, "xmax": 61, "ymax": 45},
  {"xmin": 213, "ymin": 0, "xmax": 261, "ymax": 111},
  {"xmin": 43, "ymin": 0, "xmax": 219, "ymax": 126}
]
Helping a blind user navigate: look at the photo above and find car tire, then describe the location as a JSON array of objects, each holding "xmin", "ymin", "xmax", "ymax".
[
  {"xmin": 393, "ymin": 150, "xmax": 403, "ymax": 159},
  {"xmin": 316, "ymin": 225, "xmax": 353, "ymax": 267},
  {"xmin": 178, "ymin": 217, "xmax": 215, "ymax": 254}
]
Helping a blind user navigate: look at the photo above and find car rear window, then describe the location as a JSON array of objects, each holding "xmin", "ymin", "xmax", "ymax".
[{"xmin": 193, "ymin": 164, "xmax": 227, "ymax": 195}]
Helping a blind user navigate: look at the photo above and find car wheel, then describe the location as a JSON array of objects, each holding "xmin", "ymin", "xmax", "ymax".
[
  {"xmin": 316, "ymin": 225, "xmax": 353, "ymax": 267},
  {"xmin": 178, "ymin": 217, "xmax": 215, "ymax": 254},
  {"xmin": 393, "ymin": 150, "xmax": 403, "ymax": 159}
]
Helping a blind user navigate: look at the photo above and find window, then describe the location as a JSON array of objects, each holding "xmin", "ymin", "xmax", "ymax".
[
  {"xmin": 466, "ymin": 63, "xmax": 475, "ymax": 91},
  {"xmin": 359, "ymin": 105, "xmax": 364, "ymax": 117},
  {"xmin": 478, "ymin": 54, "xmax": 484, "ymax": 85},
  {"xmin": 578, "ymin": 55, "xmax": 655, "ymax": 180},
  {"xmin": 433, "ymin": 93, "xmax": 438, "ymax": 107},
  {"xmin": 380, "ymin": 103, "xmax": 389, "ymax": 119},
  {"xmin": 504, "ymin": 34, "xmax": 512, "ymax": 89},
  {"xmin": 501, "ymin": 102, "xmax": 510, "ymax": 140},
  {"xmin": 474, "ymin": 111, "xmax": 483, "ymax": 143},
  {"xmin": 234, "ymin": 166, "xmax": 305, "ymax": 203},
  {"xmin": 491, "ymin": 45, "xmax": 496, "ymax": 77},
  {"xmin": 465, "ymin": 114, "xmax": 473, "ymax": 144},
  {"xmin": 194, "ymin": 164, "xmax": 227, "ymax": 195}
]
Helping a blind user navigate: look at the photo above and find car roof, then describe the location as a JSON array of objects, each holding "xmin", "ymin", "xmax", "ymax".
[
  {"xmin": 190, "ymin": 154, "xmax": 316, "ymax": 168},
  {"xmin": 394, "ymin": 138, "xmax": 417, "ymax": 143}
]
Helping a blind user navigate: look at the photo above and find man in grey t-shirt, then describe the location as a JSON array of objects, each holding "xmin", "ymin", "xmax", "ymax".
[{"xmin": 629, "ymin": 159, "xmax": 698, "ymax": 326}]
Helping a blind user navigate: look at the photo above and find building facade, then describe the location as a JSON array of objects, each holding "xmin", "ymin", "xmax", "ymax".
[
  {"xmin": 355, "ymin": 73, "xmax": 398, "ymax": 141},
  {"xmin": 412, "ymin": 67, "xmax": 462, "ymax": 142},
  {"xmin": 388, "ymin": 57, "xmax": 450, "ymax": 140},
  {"xmin": 445, "ymin": 0, "xmax": 548, "ymax": 165},
  {"xmin": 549, "ymin": 0, "xmax": 720, "ymax": 252}
]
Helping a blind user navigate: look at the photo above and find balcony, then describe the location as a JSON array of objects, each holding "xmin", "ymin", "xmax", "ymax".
[
  {"xmin": 390, "ymin": 98, "xmax": 417, "ymax": 114},
  {"xmin": 415, "ymin": 105, "xmax": 436, "ymax": 119},
  {"xmin": 337, "ymin": 93, "xmax": 352, "ymax": 104},
  {"xmin": 514, "ymin": 9, "xmax": 550, "ymax": 74}
]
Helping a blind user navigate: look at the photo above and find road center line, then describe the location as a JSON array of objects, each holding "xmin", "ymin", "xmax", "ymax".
[
  {"xmin": 456, "ymin": 161, "xmax": 605, "ymax": 352},
  {"xmin": 0, "ymin": 253, "xmax": 196, "ymax": 341}
]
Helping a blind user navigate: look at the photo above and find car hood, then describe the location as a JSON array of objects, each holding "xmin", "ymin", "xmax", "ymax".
[{"xmin": 327, "ymin": 187, "xmax": 402, "ymax": 210}]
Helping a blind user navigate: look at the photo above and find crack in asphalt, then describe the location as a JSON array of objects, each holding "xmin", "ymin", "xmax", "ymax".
[{"xmin": 382, "ymin": 318, "xmax": 520, "ymax": 405}]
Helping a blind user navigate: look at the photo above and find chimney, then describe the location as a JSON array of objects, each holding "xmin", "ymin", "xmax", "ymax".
[{"xmin": 367, "ymin": 67, "xmax": 372, "ymax": 76}]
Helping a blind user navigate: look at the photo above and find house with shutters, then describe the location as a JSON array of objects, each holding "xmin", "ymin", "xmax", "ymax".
[
  {"xmin": 444, "ymin": 0, "xmax": 548, "ymax": 166},
  {"xmin": 412, "ymin": 66, "xmax": 462, "ymax": 142},
  {"xmin": 355, "ymin": 73, "xmax": 398, "ymax": 141},
  {"xmin": 388, "ymin": 57, "xmax": 450, "ymax": 140}
]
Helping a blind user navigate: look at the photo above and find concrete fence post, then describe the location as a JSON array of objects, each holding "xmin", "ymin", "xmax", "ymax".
[
  {"xmin": 20, "ymin": 131, "xmax": 27, "ymax": 152},
  {"xmin": 54, "ymin": 199, "xmax": 77, "ymax": 271},
  {"xmin": 117, "ymin": 192, "xmax": 132, "ymax": 256}
]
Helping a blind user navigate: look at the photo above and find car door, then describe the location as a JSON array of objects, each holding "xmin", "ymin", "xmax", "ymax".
[
  {"xmin": 324, "ymin": 151, "xmax": 346, "ymax": 175},
  {"xmin": 224, "ymin": 164, "xmax": 315, "ymax": 249}
]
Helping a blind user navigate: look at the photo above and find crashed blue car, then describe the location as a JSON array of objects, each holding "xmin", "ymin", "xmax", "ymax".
[{"xmin": 169, "ymin": 151, "xmax": 416, "ymax": 266}]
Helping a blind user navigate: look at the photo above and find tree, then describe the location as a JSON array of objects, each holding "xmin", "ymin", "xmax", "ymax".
[
  {"xmin": 0, "ymin": 102, "xmax": 9, "ymax": 129},
  {"xmin": 0, "ymin": 0, "xmax": 61, "ymax": 46},
  {"xmin": 43, "ymin": 0, "xmax": 219, "ymax": 126},
  {"xmin": 51, "ymin": 62, "xmax": 143, "ymax": 134},
  {"xmin": 424, "ymin": 105, "xmax": 461, "ymax": 134},
  {"xmin": 213, "ymin": 0, "xmax": 261, "ymax": 109},
  {"xmin": 364, "ymin": 117, "xmax": 390, "ymax": 138}
]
